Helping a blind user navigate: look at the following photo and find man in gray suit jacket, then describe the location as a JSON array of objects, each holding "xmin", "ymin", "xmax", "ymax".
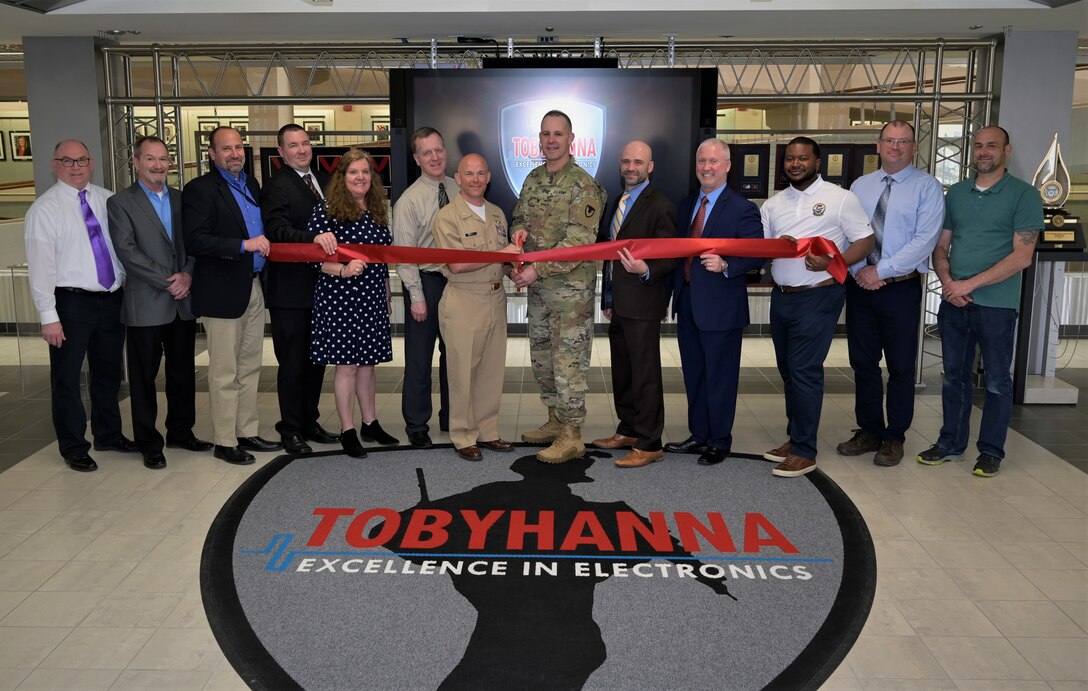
[{"xmin": 108, "ymin": 136, "xmax": 212, "ymax": 468}]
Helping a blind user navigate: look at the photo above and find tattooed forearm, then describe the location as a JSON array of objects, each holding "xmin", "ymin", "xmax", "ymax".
[{"xmin": 1016, "ymin": 230, "xmax": 1039, "ymax": 246}]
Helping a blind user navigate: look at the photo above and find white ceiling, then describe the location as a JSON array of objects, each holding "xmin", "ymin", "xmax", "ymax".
[{"xmin": 0, "ymin": 0, "xmax": 1085, "ymax": 45}]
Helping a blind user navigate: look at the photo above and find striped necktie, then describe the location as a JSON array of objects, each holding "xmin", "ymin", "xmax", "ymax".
[
  {"xmin": 868, "ymin": 176, "xmax": 892, "ymax": 265},
  {"xmin": 683, "ymin": 196, "xmax": 709, "ymax": 283}
]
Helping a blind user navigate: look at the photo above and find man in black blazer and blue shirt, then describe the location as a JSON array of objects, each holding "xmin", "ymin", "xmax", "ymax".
[
  {"xmin": 183, "ymin": 126, "xmax": 282, "ymax": 465},
  {"xmin": 591, "ymin": 141, "xmax": 679, "ymax": 468},
  {"xmin": 260, "ymin": 124, "xmax": 340, "ymax": 454},
  {"xmin": 664, "ymin": 138, "xmax": 764, "ymax": 466},
  {"xmin": 109, "ymin": 136, "xmax": 212, "ymax": 469}
]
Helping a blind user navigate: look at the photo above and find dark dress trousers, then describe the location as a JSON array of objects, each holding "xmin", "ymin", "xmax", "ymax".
[
  {"xmin": 108, "ymin": 182, "xmax": 197, "ymax": 452},
  {"xmin": 598, "ymin": 185, "xmax": 678, "ymax": 451},
  {"xmin": 671, "ymin": 186, "xmax": 763, "ymax": 451},
  {"xmin": 260, "ymin": 167, "xmax": 329, "ymax": 436}
]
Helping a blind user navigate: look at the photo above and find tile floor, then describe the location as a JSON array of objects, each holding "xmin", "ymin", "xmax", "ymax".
[{"xmin": 0, "ymin": 334, "xmax": 1085, "ymax": 690}]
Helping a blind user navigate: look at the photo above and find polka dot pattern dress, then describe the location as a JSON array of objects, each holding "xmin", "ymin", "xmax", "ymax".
[{"xmin": 308, "ymin": 204, "xmax": 393, "ymax": 366}]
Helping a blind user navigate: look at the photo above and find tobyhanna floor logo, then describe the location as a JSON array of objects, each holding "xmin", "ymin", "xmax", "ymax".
[
  {"xmin": 202, "ymin": 449, "xmax": 874, "ymax": 690},
  {"xmin": 499, "ymin": 99, "xmax": 605, "ymax": 195}
]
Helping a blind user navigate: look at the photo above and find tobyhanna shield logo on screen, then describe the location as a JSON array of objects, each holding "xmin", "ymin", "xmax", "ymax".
[{"xmin": 499, "ymin": 99, "xmax": 606, "ymax": 195}]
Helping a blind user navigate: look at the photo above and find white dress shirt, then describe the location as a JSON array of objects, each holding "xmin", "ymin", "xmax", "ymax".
[{"xmin": 24, "ymin": 180, "xmax": 123, "ymax": 324}]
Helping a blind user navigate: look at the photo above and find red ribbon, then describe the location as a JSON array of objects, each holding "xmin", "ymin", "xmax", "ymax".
[{"xmin": 268, "ymin": 236, "xmax": 847, "ymax": 283}]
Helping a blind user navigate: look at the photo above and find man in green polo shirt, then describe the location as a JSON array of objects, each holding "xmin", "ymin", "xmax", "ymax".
[{"xmin": 917, "ymin": 125, "xmax": 1043, "ymax": 477}]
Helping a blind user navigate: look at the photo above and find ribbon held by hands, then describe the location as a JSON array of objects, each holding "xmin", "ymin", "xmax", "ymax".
[{"xmin": 269, "ymin": 236, "xmax": 848, "ymax": 283}]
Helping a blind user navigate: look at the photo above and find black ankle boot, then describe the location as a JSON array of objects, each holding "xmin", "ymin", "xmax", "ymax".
[
  {"xmin": 340, "ymin": 429, "xmax": 367, "ymax": 458},
  {"xmin": 360, "ymin": 419, "xmax": 399, "ymax": 445}
]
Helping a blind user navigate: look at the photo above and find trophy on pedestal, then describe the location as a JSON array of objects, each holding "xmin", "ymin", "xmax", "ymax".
[{"xmin": 1032, "ymin": 133, "xmax": 1084, "ymax": 251}]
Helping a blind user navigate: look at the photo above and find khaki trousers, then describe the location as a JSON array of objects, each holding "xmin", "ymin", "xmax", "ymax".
[
  {"xmin": 438, "ymin": 282, "xmax": 507, "ymax": 448},
  {"xmin": 203, "ymin": 277, "xmax": 265, "ymax": 446}
]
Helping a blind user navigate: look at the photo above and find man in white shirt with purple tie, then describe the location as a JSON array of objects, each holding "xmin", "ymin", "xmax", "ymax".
[{"xmin": 25, "ymin": 139, "xmax": 134, "ymax": 472}]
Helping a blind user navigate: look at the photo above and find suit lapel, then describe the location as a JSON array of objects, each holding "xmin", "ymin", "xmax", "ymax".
[
  {"xmin": 129, "ymin": 184, "xmax": 172, "ymax": 244},
  {"xmin": 212, "ymin": 173, "xmax": 249, "ymax": 235},
  {"xmin": 169, "ymin": 188, "xmax": 185, "ymax": 258}
]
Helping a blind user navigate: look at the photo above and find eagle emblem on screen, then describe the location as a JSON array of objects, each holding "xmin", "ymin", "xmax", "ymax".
[{"xmin": 499, "ymin": 99, "xmax": 606, "ymax": 196}]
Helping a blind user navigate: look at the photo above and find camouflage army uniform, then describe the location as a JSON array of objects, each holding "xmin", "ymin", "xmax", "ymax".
[{"xmin": 511, "ymin": 158, "xmax": 606, "ymax": 427}]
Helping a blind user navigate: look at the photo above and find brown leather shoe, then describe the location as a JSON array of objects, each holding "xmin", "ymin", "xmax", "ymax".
[
  {"xmin": 764, "ymin": 441, "xmax": 792, "ymax": 462},
  {"xmin": 836, "ymin": 429, "xmax": 881, "ymax": 456},
  {"xmin": 455, "ymin": 445, "xmax": 483, "ymax": 461},
  {"xmin": 478, "ymin": 439, "xmax": 514, "ymax": 452},
  {"xmin": 591, "ymin": 434, "xmax": 638, "ymax": 450},
  {"xmin": 614, "ymin": 448, "xmax": 665, "ymax": 468},
  {"xmin": 772, "ymin": 454, "xmax": 816, "ymax": 478},
  {"xmin": 874, "ymin": 439, "xmax": 904, "ymax": 467}
]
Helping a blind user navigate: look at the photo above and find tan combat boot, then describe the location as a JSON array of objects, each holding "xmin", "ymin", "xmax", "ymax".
[
  {"xmin": 521, "ymin": 407, "xmax": 562, "ymax": 444},
  {"xmin": 536, "ymin": 424, "xmax": 585, "ymax": 464}
]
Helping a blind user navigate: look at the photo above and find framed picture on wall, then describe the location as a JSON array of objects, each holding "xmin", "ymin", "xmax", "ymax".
[
  {"xmin": 370, "ymin": 116, "xmax": 390, "ymax": 142},
  {"xmin": 10, "ymin": 131, "xmax": 32, "ymax": 160},
  {"xmin": 229, "ymin": 119, "xmax": 250, "ymax": 145},
  {"xmin": 0, "ymin": 131, "xmax": 6, "ymax": 161},
  {"xmin": 302, "ymin": 118, "xmax": 325, "ymax": 146}
]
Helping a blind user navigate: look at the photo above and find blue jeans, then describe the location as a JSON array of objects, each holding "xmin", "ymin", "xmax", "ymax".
[{"xmin": 936, "ymin": 301, "xmax": 1018, "ymax": 459}]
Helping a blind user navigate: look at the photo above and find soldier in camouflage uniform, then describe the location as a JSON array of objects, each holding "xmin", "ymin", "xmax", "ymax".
[{"xmin": 511, "ymin": 110, "xmax": 607, "ymax": 464}]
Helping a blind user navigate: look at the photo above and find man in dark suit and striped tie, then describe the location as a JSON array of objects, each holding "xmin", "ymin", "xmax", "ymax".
[
  {"xmin": 664, "ymin": 138, "xmax": 764, "ymax": 466},
  {"xmin": 591, "ymin": 141, "xmax": 678, "ymax": 468}
]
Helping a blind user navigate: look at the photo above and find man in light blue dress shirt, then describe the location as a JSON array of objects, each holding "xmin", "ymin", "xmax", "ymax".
[{"xmin": 837, "ymin": 121, "xmax": 944, "ymax": 466}]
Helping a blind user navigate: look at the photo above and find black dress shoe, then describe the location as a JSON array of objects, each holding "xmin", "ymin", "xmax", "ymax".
[
  {"xmin": 408, "ymin": 431, "xmax": 433, "ymax": 449},
  {"xmin": 214, "ymin": 445, "xmax": 255, "ymax": 465},
  {"xmin": 302, "ymin": 424, "xmax": 339, "ymax": 445},
  {"xmin": 63, "ymin": 452, "xmax": 98, "ymax": 472},
  {"xmin": 697, "ymin": 447, "xmax": 730, "ymax": 466},
  {"xmin": 165, "ymin": 436, "xmax": 214, "ymax": 453},
  {"xmin": 93, "ymin": 436, "xmax": 137, "ymax": 453},
  {"xmin": 664, "ymin": 437, "xmax": 707, "ymax": 455},
  {"xmin": 282, "ymin": 433, "xmax": 313, "ymax": 455},
  {"xmin": 142, "ymin": 451, "xmax": 167, "ymax": 469},
  {"xmin": 237, "ymin": 436, "xmax": 283, "ymax": 452}
]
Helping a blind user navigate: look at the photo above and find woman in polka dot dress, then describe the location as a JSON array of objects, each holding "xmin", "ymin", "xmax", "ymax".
[{"xmin": 308, "ymin": 149, "xmax": 400, "ymax": 457}]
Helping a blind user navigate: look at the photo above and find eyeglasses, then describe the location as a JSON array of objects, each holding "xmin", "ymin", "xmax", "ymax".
[
  {"xmin": 879, "ymin": 138, "xmax": 914, "ymax": 146},
  {"xmin": 53, "ymin": 157, "xmax": 91, "ymax": 168}
]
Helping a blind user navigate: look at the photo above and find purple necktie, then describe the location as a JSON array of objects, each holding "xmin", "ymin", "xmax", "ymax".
[{"xmin": 79, "ymin": 189, "xmax": 116, "ymax": 290}]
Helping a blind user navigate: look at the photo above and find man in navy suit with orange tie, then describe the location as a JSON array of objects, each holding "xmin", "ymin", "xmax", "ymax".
[{"xmin": 664, "ymin": 138, "xmax": 763, "ymax": 465}]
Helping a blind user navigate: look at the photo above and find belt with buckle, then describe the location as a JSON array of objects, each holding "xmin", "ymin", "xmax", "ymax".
[
  {"xmin": 884, "ymin": 270, "xmax": 920, "ymax": 284},
  {"xmin": 56, "ymin": 286, "xmax": 116, "ymax": 297},
  {"xmin": 776, "ymin": 277, "xmax": 837, "ymax": 293}
]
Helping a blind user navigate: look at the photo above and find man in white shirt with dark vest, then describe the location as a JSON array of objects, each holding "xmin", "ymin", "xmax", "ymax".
[
  {"xmin": 761, "ymin": 136, "xmax": 874, "ymax": 478},
  {"xmin": 25, "ymin": 139, "xmax": 134, "ymax": 472}
]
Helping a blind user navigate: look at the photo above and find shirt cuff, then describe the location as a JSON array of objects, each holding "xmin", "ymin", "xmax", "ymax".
[
  {"xmin": 40, "ymin": 309, "xmax": 59, "ymax": 325},
  {"xmin": 407, "ymin": 287, "xmax": 425, "ymax": 303}
]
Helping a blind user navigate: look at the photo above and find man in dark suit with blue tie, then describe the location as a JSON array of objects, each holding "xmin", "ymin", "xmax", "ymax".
[
  {"xmin": 260, "ymin": 123, "xmax": 340, "ymax": 454},
  {"xmin": 591, "ymin": 141, "xmax": 678, "ymax": 468},
  {"xmin": 109, "ymin": 136, "xmax": 212, "ymax": 469},
  {"xmin": 664, "ymin": 138, "xmax": 763, "ymax": 465}
]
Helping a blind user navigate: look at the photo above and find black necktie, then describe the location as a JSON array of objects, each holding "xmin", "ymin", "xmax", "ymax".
[
  {"xmin": 303, "ymin": 173, "xmax": 320, "ymax": 200},
  {"xmin": 438, "ymin": 182, "xmax": 449, "ymax": 208}
]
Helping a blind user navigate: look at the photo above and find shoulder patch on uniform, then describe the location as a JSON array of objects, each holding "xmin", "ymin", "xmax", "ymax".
[{"xmin": 585, "ymin": 205, "xmax": 596, "ymax": 218}]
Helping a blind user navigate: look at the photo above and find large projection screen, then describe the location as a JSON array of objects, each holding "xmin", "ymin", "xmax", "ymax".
[{"xmin": 391, "ymin": 68, "xmax": 719, "ymax": 217}]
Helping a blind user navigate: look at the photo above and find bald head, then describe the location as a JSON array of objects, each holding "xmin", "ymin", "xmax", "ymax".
[
  {"xmin": 619, "ymin": 140, "xmax": 654, "ymax": 190},
  {"xmin": 51, "ymin": 139, "xmax": 93, "ymax": 190},
  {"xmin": 455, "ymin": 153, "xmax": 491, "ymax": 205}
]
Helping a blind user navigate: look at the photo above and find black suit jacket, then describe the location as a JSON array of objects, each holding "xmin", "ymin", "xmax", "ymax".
[
  {"xmin": 182, "ymin": 169, "xmax": 263, "ymax": 319},
  {"xmin": 260, "ymin": 167, "xmax": 329, "ymax": 309},
  {"xmin": 597, "ymin": 184, "xmax": 679, "ymax": 319},
  {"xmin": 671, "ymin": 186, "xmax": 764, "ymax": 332}
]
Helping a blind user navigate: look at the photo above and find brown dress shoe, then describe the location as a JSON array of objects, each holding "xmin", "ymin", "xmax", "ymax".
[
  {"xmin": 591, "ymin": 434, "xmax": 638, "ymax": 450},
  {"xmin": 772, "ymin": 454, "xmax": 816, "ymax": 478},
  {"xmin": 874, "ymin": 439, "xmax": 904, "ymax": 466},
  {"xmin": 478, "ymin": 439, "xmax": 514, "ymax": 452},
  {"xmin": 614, "ymin": 448, "xmax": 665, "ymax": 468},
  {"xmin": 455, "ymin": 445, "xmax": 483, "ymax": 461},
  {"xmin": 764, "ymin": 441, "xmax": 792, "ymax": 462}
]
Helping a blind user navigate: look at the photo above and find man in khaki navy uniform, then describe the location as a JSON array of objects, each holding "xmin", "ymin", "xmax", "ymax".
[
  {"xmin": 510, "ymin": 110, "xmax": 607, "ymax": 464},
  {"xmin": 432, "ymin": 154, "xmax": 522, "ymax": 461}
]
